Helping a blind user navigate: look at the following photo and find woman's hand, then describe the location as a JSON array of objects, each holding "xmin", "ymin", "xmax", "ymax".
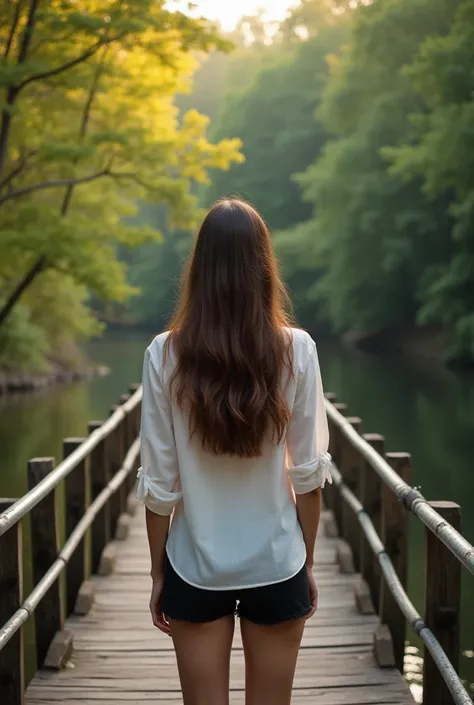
[
  {"xmin": 149, "ymin": 576, "xmax": 171, "ymax": 636},
  {"xmin": 305, "ymin": 565, "xmax": 318, "ymax": 619}
]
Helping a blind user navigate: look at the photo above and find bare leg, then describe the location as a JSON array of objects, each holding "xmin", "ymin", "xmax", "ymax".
[
  {"xmin": 170, "ymin": 615, "xmax": 235, "ymax": 705},
  {"xmin": 240, "ymin": 617, "xmax": 306, "ymax": 705}
]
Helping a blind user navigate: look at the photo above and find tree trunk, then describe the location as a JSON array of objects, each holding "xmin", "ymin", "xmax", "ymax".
[
  {"xmin": 3, "ymin": 0, "xmax": 25, "ymax": 60},
  {"xmin": 0, "ymin": 87, "xmax": 19, "ymax": 181},
  {"xmin": 0, "ymin": 256, "xmax": 46, "ymax": 327},
  {"xmin": 0, "ymin": 0, "xmax": 39, "ymax": 178}
]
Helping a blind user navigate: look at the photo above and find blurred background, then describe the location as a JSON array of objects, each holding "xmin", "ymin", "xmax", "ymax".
[{"xmin": 0, "ymin": 0, "xmax": 473, "ymax": 698}]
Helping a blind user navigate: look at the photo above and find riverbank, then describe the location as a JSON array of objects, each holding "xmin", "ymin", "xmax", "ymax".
[
  {"xmin": 0, "ymin": 362, "xmax": 109, "ymax": 395},
  {"xmin": 342, "ymin": 325, "xmax": 450, "ymax": 365}
]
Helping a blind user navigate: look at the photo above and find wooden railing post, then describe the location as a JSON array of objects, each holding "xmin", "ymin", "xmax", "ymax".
[
  {"xmin": 331, "ymin": 402, "xmax": 347, "ymax": 533},
  {"xmin": 332, "ymin": 403, "xmax": 347, "ymax": 466},
  {"xmin": 63, "ymin": 438, "xmax": 87, "ymax": 616},
  {"xmin": 88, "ymin": 422, "xmax": 110, "ymax": 574},
  {"xmin": 0, "ymin": 500, "xmax": 24, "ymax": 705},
  {"xmin": 360, "ymin": 434, "xmax": 384, "ymax": 611},
  {"xmin": 423, "ymin": 501, "xmax": 462, "ymax": 705},
  {"xmin": 119, "ymin": 394, "xmax": 134, "ymax": 495},
  {"xmin": 129, "ymin": 383, "xmax": 141, "ymax": 478},
  {"xmin": 108, "ymin": 405, "xmax": 122, "ymax": 536},
  {"xmin": 340, "ymin": 417, "xmax": 363, "ymax": 569},
  {"xmin": 324, "ymin": 394, "xmax": 337, "ymax": 512},
  {"xmin": 380, "ymin": 452, "xmax": 412, "ymax": 672},
  {"xmin": 27, "ymin": 458, "xmax": 64, "ymax": 669},
  {"xmin": 118, "ymin": 395, "xmax": 130, "ymax": 505}
]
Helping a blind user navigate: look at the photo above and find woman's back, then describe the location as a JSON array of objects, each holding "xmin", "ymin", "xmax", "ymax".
[{"xmin": 137, "ymin": 326, "xmax": 331, "ymax": 589}]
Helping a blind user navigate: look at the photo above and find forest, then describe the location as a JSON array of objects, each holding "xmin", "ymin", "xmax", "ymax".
[{"xmin": 1, "ymin": 0, "xmax": 474, "ymax": 373}]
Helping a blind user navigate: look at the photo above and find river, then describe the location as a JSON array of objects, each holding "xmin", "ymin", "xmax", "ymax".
[{"xmin": 0, "ymin": 330, "xmax": 473, "ymax": 696}]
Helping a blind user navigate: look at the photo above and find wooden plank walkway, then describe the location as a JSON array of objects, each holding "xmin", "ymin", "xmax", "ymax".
[{"xmin": 25, "ymin": 509, "xmax": 414, "ymax": 705}]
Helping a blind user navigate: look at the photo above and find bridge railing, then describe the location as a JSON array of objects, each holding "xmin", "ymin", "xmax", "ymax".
[
  {"xmin": 0, "ymin": 384, "xmax": 142, "ymax": 705},
  {"xmin": 324, "ymin": 393, "xmax": 474, "ymax": 705}
]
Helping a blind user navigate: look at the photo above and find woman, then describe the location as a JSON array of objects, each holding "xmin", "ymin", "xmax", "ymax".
[{"xmin": 136, "ymin": 198, "xmax": 331, "ymax": 705}]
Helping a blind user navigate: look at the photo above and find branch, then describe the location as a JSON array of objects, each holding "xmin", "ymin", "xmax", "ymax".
[
  {"xmin": 18, "ymin": 33, "xmax": 124, "ymax": 91},
  {"xmin": 17, "ymin": 0, "xmax": 39, "ymax": 64},
  {"xmin": 0, "ymin": 148, "xmax": 37, "ymax": 191},
  {"xmin": 3, "ymin": 0, "xmax": 25, "ymax": 60},
  {"xmin": 60, "ymin": 51, "xmax": 108, "ymax": 216},
  {"xmin": 0, "ymin": 0, "xmax": 39, "ymax": 177},
  {"xmin": 0, "ymin": 168, "xmax": 110, "ymax": 206},
  {"xmin": 80, "ymin": 49, "xmax": 108, "ymax": 140},
  {"xmin": 108, "ymin": 171, "xmax": 155, "ymax": 190},
  {"xmin": 0, "ymin": 255, "xmax": 47, "ymax": 328}
]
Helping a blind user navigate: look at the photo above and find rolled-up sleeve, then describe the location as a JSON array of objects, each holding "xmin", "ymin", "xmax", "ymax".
[
  {"xmin": 287, "ymin": 338, "xmax": 332, "ymax": 494},
  {"xmin": 136, "ymin": 347, "xmax": 182, "ymax": 516}
]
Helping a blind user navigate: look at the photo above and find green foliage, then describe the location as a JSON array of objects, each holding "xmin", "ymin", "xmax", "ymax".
[
  {"xmin": 269, "ymin": 0, "xmax": 474, "ymax": 363},
  {"xmin": 0, "ymin": 305, "xmax": 49, "ymax": 372},
  {"xmin": 386, "ymin": 0, "xmax": 474, "ymax": 360},
  {"xmin": 0, "ymin": 0, "xmax": 243, "ymax": 370},
  {"xmin": 291, "ymin": 0, "xmax": 454, "ymax": 331},
  {"xmin": 0, "ymin": 269, "xmax": 99, "ymax": 371},
  {"xmin": 193, "ymin": 0, "xmax": 474, "ymax": 362},
  {"xmin": 204, "ymin": 19, "xmax": 348, "ymax": 230}
]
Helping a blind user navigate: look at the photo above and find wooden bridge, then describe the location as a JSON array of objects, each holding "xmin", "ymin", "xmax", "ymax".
[{"xmin": 1, "ymin": 385, "xmax": 473, "ymax": 705}]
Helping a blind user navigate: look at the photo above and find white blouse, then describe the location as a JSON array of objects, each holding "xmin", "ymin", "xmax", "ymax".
[{"xmin": 136, "ymin": 328, "xmax": 331, "ymax": 590}]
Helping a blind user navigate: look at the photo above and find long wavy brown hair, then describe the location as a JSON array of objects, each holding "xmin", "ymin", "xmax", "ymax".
[{"xmin": 165, "ymin": 198, "xmax": 294, "ymax": 458}]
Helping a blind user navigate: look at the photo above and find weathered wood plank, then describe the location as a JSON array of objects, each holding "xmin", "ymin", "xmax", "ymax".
[{"xmin": 25, "ymin": 504, "xmax": 413, "ymax": 705}]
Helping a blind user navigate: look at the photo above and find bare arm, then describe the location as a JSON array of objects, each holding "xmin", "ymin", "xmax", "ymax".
[
  {"xmin": 145, "ymin": 508, "xmax": 171, "ymax": 635},
  {"xmin": 295, "ymin": 488, "xmax": 322, "ymax": 568},
  {"xmin": 145, "ymin": 508, "xmax": 170, "ymax": 580}
]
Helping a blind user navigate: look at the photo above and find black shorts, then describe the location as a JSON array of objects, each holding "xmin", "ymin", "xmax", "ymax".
[{"xmin": 160, "ymin": 557, "xmax": 311, "ymax": 625}]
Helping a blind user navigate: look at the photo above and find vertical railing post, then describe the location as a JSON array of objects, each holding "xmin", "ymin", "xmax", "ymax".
[
  {"xmin": 108, "ymin": 405, "xmax": 122, "ymax": 537},
  {"xmin": 324, "ymin": 393, "xmax": 337, "ymax": 512},
  {"xmin": 0, "ymin": 500, "xmax": 24, "ymax": 705},
  {"xmin": 129, "ymin": 383, "xmax": 141, "ymax": 473},
  {"xmin": 119, "ymin": 394, "xmax": 134, "ymax": 495},
  {"xmin": 63, "ymin": 439, "xmax": 87, "ymax": 616},
  {"xmin": 423, "ymin": 501, "xmax": 462, "ymax": 705},
  {"xmin": 88, "ymin": 422, "xmax": 110, "ymax": 574},
  {"xmin": 27, "ymin": 459, "xmax": 64, "ymax": 669},
  {"xmin": 340, "ymin": 417, "xmax": 363, "ymax": 570},
  {"xmin": 379, "ymin": 452, "xmax": 412, "ymax": 672},
  {"xmin": 331, "ymin": 402, "xmax": 347, "ymax": 534},
  {"xmin": 118, "ymin": 395, "xmax": 130, "ymax": 508},
  {"xmin": 360, "ymin": 433, "xmax": 384, "ymax": 611}
]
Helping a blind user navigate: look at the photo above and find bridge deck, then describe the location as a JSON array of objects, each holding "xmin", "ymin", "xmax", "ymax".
[{"xmin": 25, "ymin": 509, "xmax": 414, "ymax": 705}]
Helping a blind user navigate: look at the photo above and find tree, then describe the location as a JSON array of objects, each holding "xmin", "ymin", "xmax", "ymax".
[
  {"xmin": 0, "ymin": 0, "xmax": 242, "ymax": 342},
  {"xmin": 204, "ymin": 12, "xmax": 348, "ymax": 230},
  {"xmin": 282, "ymin": 0, "xmax": 455, "ymax": 338},
  {"xmin": 387, "ymin": 0, "xmax": 474, "ymax": 361}
]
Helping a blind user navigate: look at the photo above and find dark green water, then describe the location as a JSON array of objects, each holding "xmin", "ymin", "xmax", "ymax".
[{"xmin": 0, "ymin": 332, "xmax": 473, "ymax": 697}]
